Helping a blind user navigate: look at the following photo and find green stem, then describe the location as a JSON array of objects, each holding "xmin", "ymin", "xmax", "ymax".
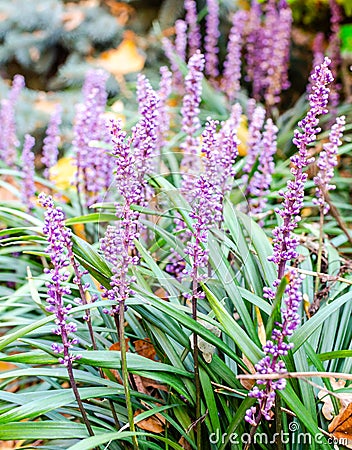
[
  {"xmin": 192, "ymin": 278, "xmax": 202, "ymax": 450},
  {"xmin": 315, "ymin": 208, "xmax": 324, "ymax": 294},
  {"xmin": 118, "ymin": 302, "xmax": 139, "ymax": 450}
]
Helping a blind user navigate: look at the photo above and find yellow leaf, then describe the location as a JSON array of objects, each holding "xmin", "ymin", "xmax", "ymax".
[
  {"xmin": 49, "ymin": 157, "xmax": 76, "ymax": 190},
  {"xmin": 93, "ymin": 31, "xmax": 145, "ymax": 76},
  {"xmin": 237, "ymin": 115, "xmax": 249, "ymax": 157},
  {"xmin": 255, "ymin": 306, "xmax": 266, "ymax": 346}
]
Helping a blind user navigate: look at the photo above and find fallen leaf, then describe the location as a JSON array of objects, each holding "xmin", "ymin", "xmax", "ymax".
[
  {"xmin": 178, "ymin": 436, "xmax": 192, "ymax": 449},
  {"xmin": 72, "ymin": 223, "xmax": 87, "ymax": 241},
  {"xmin": 319, "ymin": 379, "xmax": 352, "ymax": 420},
  {"xmin": 154, "ymin": 287, "xmax": 168, "ymax": 300},
  {"xmin": 255, "ymin": 306, "xmax": 266, "ymax": 346},
  {"xmin": 109, "ymin": 339, "xmax": 130, "ymax": 352},
  {"xmin": 49, "ymin": 157, "xmax": 76, "ymax": 190},
  {"xmin": 237, "ymin": 115, "xmax": 249, "ymax": 157},
  {"xmin": 191, "ymin": 319, "xmax": 221, "ymax": 363},
  {"xmin": 134, "ymin": 338, "xmax": 157, "ymax": 361},
  {"xmin": 328, "ymin": 402, "xmax": 352, "ymax": 448},
  {"xmin": 240, "ymin": 354, "xmax": 256, "ymax": 390},
  {"xmin": 93, "ymin": 31, "xmax": 145, "ymax": 76},
  {"xmin": 134, "ymin": 409, "xmax": 165, "ymax": 433}
]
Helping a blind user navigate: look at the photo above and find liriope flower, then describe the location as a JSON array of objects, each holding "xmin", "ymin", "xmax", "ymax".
[
  {"xmin": 184, "ymin": 0, "xmax": 201, "ymax": 57},
  {"xmin": 0, "ymin": 75, "xmax": 25, "ymax": 167},
  {"xmin": 268, "ymin": 57, "xmax": 333, "ymax": 280},
  {"xmin": 41, "ymin": 105, "xmax": 62, "ymax": 179},
  {"xmin": 204, "ymin": 0, "xmax": 220, "ymax": 80},
  {"xmin": 21, "ymin": 134, "xmax": 36, "ymax": 211},
  {"xmin": 180, "ymin": 51, "xmax": 205, "ymax": 199},
  {"xmin": 245, "ymin": 271, "xmax": 304, "ymax": 426},
  {"xmin": 314, "ymin": 115, "xmax": 345, "ymax": 214}
]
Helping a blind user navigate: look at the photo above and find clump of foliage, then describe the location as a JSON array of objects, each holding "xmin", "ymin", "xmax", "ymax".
[{"xmin": 0, "ymin": 0, "xmax": 352, "ymax": 449}]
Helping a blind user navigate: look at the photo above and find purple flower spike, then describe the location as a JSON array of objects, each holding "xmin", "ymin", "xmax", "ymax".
[
  {"xmin": 242, "ymin": 104, "xmax": 266, "ymax": 185},
  {"xmin": 175, "ymin": 19, "xmax": 187, "ymax": 63},
  {"xmin": 247, "ymin": 118, "xmax": 278, "ymax": 220},
  {"xmin": 39, "ymin": 193, "xmax": 81, "ymax": 365},
  {"xmin": 328, "ymin": 0, "xmax": 342, "ymax": 109},
  {"xmin": 21, "ymin": 134, "xmax": 36, "ymax": 211},
  {"xmin": 263, "ymin": 0, "xmax": 292, "ymax": 107},
  {"xmin": 245, "ymin": 271, "xmax": 304, "ymax": 426},
  {"xmin": 269, "ymin": 57, "xmax": 333, "ymax": 280},
  {"xmin": 314, "ymin": 115, "xmax": 345, "ymax": 214},
  {"xmin": 73, "ymin": 69, "xmax": 112, "ymax": 207},
  {"xmin": 222, "ymin": 10, "xmax": 247, "ymax": 102},
  {"xmin": 204, "ymin": 0, "xmax": 220, "ymax": 80},
  {"xmin": 0, "ymin": 74, "xmax": 25, "ymax": 167},
  {"xmin": 162, "ymin": 37, "xmax": 184, "ymax": 90},
  {"xmin": 100, "ymin": 120, "xmax": 142, "ymax": 315},
  {"xmin": 157, "ymin": 66, "xmax": 172, "ymax": 152},
  {"xmin": 308, "ymin": 33, "xmax": 325, "ymax": 94},
  {"xmin": 184, "ymin": 0, "xmax": 201, "ymax": 57},
  {"xmin": 180, "ymin": 51, "xmax": 205, "ymax": 199},
  {"xmin": 134, "ymin": 74, "xmax": 160, "ymax": 191},
  {"xmin": 41, "ymin": 105, "xmax": 62, "ymax": 179}
]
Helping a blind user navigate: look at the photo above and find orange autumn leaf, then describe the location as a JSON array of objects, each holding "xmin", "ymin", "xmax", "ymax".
[
  {"xmin": 109, "ymin": 339, "xmax": 130, "ymax": 352},
  {"xmin": 94, "ymin": 31, "xmax": 145, "ymax": 76},
  {"xmin": 134, "ymin": 409, "xmax": 166, "ymax": 433},
  {"xmin": 328, "ymin": 402, "xmax": 352, "ymax": 448},
  {"xmin": 134, "ymin": 338, "xmax": 157, "ymax": 361}
]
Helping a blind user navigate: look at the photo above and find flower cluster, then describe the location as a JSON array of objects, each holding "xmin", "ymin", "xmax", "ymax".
[
  {"xmin": 314, "ymin": 115, "xmax": 345, "ymax": 214},
  {"xmin": 41, "ymin": 105, "xmax": 62, "ymax": 179},
  {"xmin": 247, "ymin": 118, "xmax": 278, "ymax": 220},
  {"xmin": 156, "ymin": 66, "xmax": 172, "ymax": 152},
  {"xmin": 21, "ymin": 134, "xmax": 36, "ymax": 211},
  {"xmin": 73, "ymin": 69, "xmax": 113, "ymax": 206},
  {"xmin": 222, "ymin": 10, "xmax": 246, "ymax": 102},
  {"xmin": 0, "ymin": 74, "xmax": 25, "ymax": 167},
  {"xmin": 100, "ymin": 120, "xmax": 141, "ymax": 315},
  {"xmin": 134, "ymin": 74, "xmax": 160, "ymax": 193},
  {"xmin": 328, "ymin": 0, "xmax": 342, "ymax": 109},
  {"xmin": 245, "ymin": 271, "xmax": 304, "ymax": 426},
  {"xmin": 180, "ymin": 51, "xmax": 205, "ymax": 199},
  {"xmin": 39, "ymin": 193, "xmax": 81, "ymax": 366},
  {"xmin": 269, "ymin": 57, "xmax": 333, "ymax": 280},
  {"xmin": 184, "ymin": 0, "xmax": 201, "ymax": 57},
  {"xmin": 241, "ymin": 104, "xmax": 266, "ymax": 186},
  {"xmin": 204, "ymin": 0, "xmax": 220, "ymax": 81},
  {"xmin": 243, "ymin": 0, "xmax": 292, "ymax": 107}
]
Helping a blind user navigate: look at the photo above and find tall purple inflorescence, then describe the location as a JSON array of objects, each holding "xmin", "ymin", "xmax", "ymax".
[
  {"xmin": 247, "ymin": 118, "xmax": 278, "ymax": 220},
  {"xmin": 314, "ymin": 115, "xmax": 345, "ymax": 214},
  {"xmin": 157, "ymin": 66, "xmax": 172, "ymax": 153},
  {"xmin": 134, "ymin": 74, "xmax": 160, "ymax": 197},
  {"xmin": 268, "ymin": 57, "xmax": 333, "ymax": 280},
  {"xmin": 21, "ymin": 134, "xmax": 36, "ymax": 211},
  {"xmin": 328, "ymin": 0, "xmax": 342, "ymax": 110},
  {"xmin": 41, "ymin": 105, "xmax": 62, "ymax": 179},
  {"xmin": 263, "ymin": 0, "xmax": 292, "ymax": 107},
  {"xmin": 180, "ymin": 51, "xmax": 205, "ymax": 200},
  {"xmin": 175, "ymin": 19, "xmax": 188, "ymax": 63},
  {"xmin": 100, "ymin": 120, "xmax": 141, "ymax": 315},
  {"xmin": 162, "ymin": 37, "xmax": 184, "ymax": 91},
  {"xmin": 0, "ymin": 75, "xmax": 25, "ymax": 167},
  {"xmin": 245, "ymin": 58, "xmax": 333, "ymax": 428},
  {"xmin": 222, "ymin": 10, "xmax": 247, "ymax": 102},
  {"xmin": 204, "ymin": 0, "xmax": 220, "ymax": 81},
  {"xmin": 39, "ymin": 193, "xmax": 81, "ymax": 366},
  {"xmin": 245, "ymin": 270, "xmax": 304, "ymax": 426},
  {"xmin": 73, "ymin": 69, "xmax": 113, "ymax": 207},
  {"xmin": 241, "ymin": 104, "xmax": 266, "ymax": 186},
  {"xmin": 184, "ymin": 0, "xmax": 201, "ymax": 57}
]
